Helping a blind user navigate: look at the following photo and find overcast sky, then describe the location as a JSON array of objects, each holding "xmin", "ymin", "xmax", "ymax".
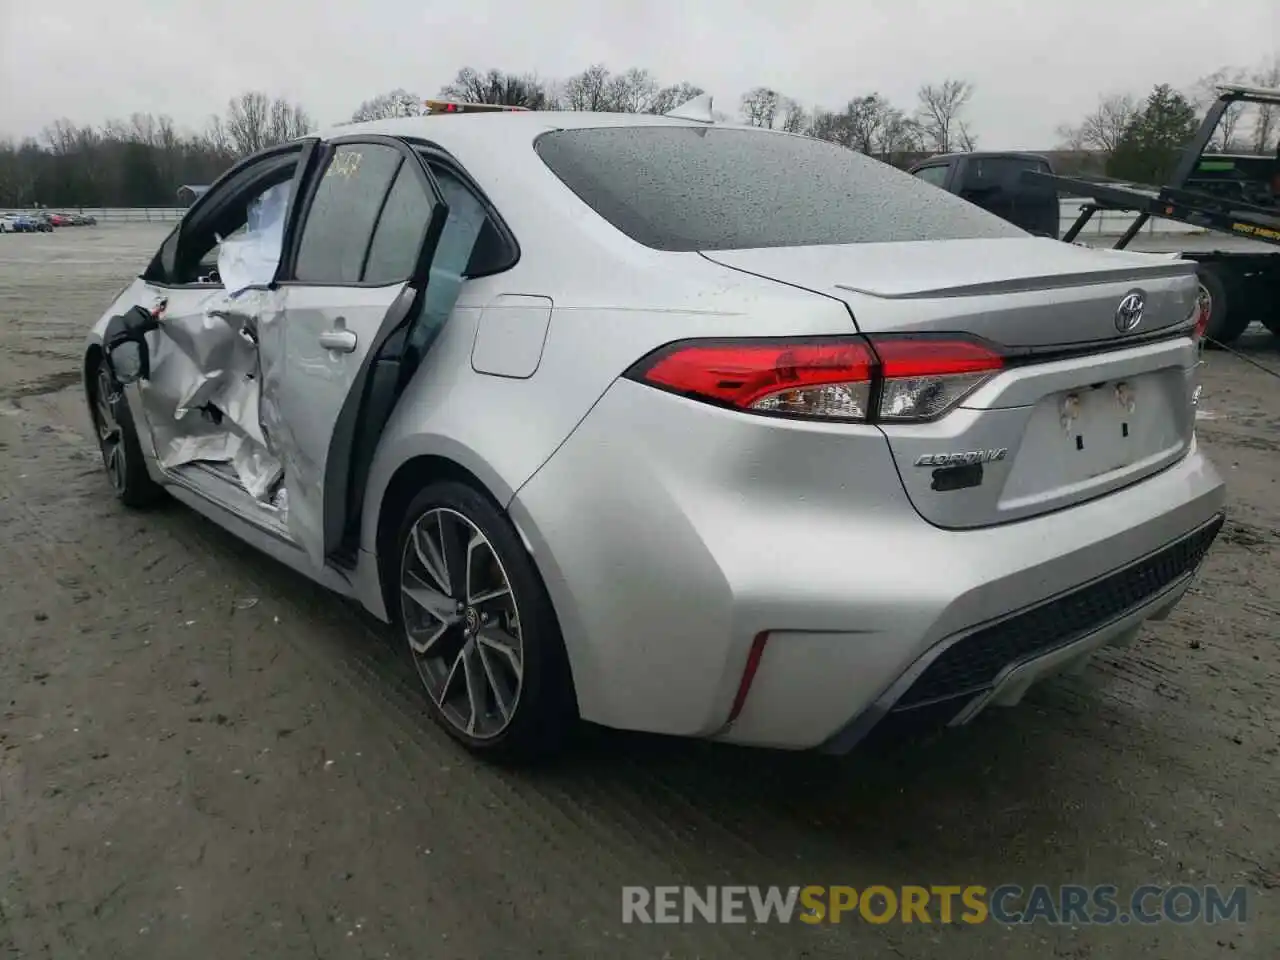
[{"xmin": 1, "ymin": 0, "xmax": 1276, "ymax": 147}]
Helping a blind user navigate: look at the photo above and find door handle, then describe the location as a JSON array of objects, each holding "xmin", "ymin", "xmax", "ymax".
[{"xmin": 319, "ymin": 329, "xmax": 358, "ymax": 353}]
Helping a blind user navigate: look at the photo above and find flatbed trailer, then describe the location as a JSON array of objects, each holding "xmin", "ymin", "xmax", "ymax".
[{"xmin": 1023, "ymin": 83, "xmax": 1280, "ymax": 344}]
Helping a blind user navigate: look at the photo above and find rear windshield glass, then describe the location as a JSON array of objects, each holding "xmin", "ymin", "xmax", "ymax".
[{"xmin": 534, "ymin": 126, "xmax": 1027, "ymax": 252}]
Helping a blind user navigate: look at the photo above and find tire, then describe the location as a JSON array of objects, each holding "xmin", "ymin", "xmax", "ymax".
[
  {"xmin": 89, "ymin": 357, "xmax": 165, "ymax": 508},
  {"xmin": 1246, "ymin": 278, "xmax": 1280, "ymax": 338},
  {"xmin": 393, "ymin": 480, "xmax": 577, "ymax": 762},
  {"xmin": 1262, "ymin": 310, "xmax": 1280, "ymax": 338},
  {"xmin": 1196, "ymin": 263, "xmax": 1251, "ymax": 347}
]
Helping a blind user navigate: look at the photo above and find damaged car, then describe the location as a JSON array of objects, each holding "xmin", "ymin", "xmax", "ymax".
[{"xmin": 85, "ymin": 98, "xmax": 1226, "ymax": 762}]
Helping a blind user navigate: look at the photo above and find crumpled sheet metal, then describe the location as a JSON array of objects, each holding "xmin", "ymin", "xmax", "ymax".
[
  {"xmin": 252, "ymin": 288, "xmax": 319, "ymax": 550},
  {"xmin": 139, "ymin": 288, "xmax": 287, "ymax": 503},
  {"xmin": 136, "ymin": 181, "xmax": 293, "ymax": 504}
]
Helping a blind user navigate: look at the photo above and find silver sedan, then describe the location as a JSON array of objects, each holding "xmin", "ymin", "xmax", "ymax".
[{"xmin": 83, "ymin": 100, "xmax": 1225, "ymax": 762}]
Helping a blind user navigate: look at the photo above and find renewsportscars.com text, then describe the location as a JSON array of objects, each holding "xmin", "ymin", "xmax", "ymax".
[{"xmin": 621, "ymin": 884, "xmax": 1249, "ymax": 926}]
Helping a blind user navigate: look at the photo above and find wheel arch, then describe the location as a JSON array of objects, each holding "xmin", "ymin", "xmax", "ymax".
[
  {"xmin": 83, "ymin": 344, "xmax": 104, "ymax": 426},
  {"xmin": 371, "ymin": 452, "xmax": 581, "ymax": 716},
  {"xmin": 373, "ymin": 453, "xmax": 522, "ymax": 623}
]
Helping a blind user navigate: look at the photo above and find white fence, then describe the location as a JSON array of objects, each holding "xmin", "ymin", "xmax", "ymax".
[{"xmin": 3, "ymin": 207, "xmax": 186, "ymax": 223}]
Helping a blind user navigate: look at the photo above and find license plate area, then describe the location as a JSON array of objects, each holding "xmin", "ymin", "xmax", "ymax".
[
  {"xmin": 999, "ymin": 370, "xmax": 1187, "ymax": 506},
  {"xmin": 1058, "ymin": 381, "xmax": 1141, "ymax": 473}
]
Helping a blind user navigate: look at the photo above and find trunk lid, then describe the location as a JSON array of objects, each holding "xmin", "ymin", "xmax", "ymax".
[
  {"xmin": 702, "ymin": 237, "xmax": 1201, "ymax": 529},
  {"xmin": 702, "ymin": 237, "xmax": 1197, "ymax": 348}
]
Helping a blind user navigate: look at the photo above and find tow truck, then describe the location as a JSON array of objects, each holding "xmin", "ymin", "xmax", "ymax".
[{"xmin": 1020, "ymin": 84, "xmax": 1280, "ymax": 344}]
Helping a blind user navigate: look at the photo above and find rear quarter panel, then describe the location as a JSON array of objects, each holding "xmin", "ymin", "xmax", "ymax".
[
  {"xmin": 356, "ymin": 258, "xmax": 858, "ymax": 560},
  {"xmin": 359, "ymin": 127, "xmax": 867, "ymax": 566}
]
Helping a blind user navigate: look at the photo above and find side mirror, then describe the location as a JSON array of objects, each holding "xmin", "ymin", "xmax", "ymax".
[
  {"xmin": 106, "ymin": 339, "xmax": 148, "ymax": 384},
  {"xmin": 102, "ymin": 305, "xmax": 161, "ymax": 386}
]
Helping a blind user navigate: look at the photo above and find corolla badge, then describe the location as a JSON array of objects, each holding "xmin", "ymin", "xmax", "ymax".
[
  {"xmin": 1115, "ymin": 291, "xmax": 1145, "ymax": 333},
  {"xmin": 914, "ymin": 449, "xmax": 1008, "ymax": 468}
]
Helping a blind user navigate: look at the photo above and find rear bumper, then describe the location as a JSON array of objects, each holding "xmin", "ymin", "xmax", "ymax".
[
  {"xmin": 510, "ymin": 380, "xmax": 1226, "ymax": 750},
  {"xmin": 821, "ymin": 512, "xmax": 1222, "ymax": 753}
]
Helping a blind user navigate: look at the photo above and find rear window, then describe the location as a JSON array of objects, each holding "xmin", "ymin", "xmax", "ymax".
[
  {"xmin": 965, "ymin": 156, "xmax": 1052, "ymax": 191},
  {"xmin": 534, "ymin": 126, "xmax": 1026, "ymax": 252}
]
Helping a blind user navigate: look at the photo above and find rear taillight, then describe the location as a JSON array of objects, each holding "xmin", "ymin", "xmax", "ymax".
[
  {"xmin": 1192, "ymin": 288, "xmax": 1211, "ymax": 343},
  {"xmin": 625, "ymin": 335, "xmax": 1002, "ymax": 423},
  {"xmin": 871, "ymin": 337, "xmax": 1003, "ymax": 421}
]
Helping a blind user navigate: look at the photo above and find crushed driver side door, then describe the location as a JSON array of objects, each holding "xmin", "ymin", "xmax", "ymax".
[{"xmin": 263, "ymin": 135, "xmax": 464, "ymax": 569}]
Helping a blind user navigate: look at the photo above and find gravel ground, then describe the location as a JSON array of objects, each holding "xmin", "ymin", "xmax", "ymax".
[{"xmin": 0, "ymin": 224, "xmax": 1277, "ymax": 959}]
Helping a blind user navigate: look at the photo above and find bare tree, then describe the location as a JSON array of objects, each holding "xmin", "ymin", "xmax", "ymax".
[
  {"xmin": 740, "ymin": 87, "xmax": 781, "ymax": 128},
  {"xmin": 1057, "ymin": 93, "xmax": 1138, "ymax": 158},
  {"xmin": 649, "ymin": 82, "xmax": 705, "ymax": 115},
  {"xmin": 778, "ymin": 98, "xmax": 808, "ymax": 133},
  {"xmin": 351, "ymin": 89, "xmax": 424, "ymax": 122},
  {"xmin": 225, "ymin": 92, "xmax": 271, "ymax": 155},
  {"xmin": 1251, "ymin": 56, "xmax": 1280, "ymax": 153},
  {"xmin": 559, "ymin": 64, "xmax": 612, "ymax": 111},
  {"xmin": 203, "ymin": 114, "xmax": 232, "ymax": 156},
  {"xmin": 600, "ymin": 68, "xmax": 658, "ymax": 113},
  {"xmin": 129, "ymin": 112, "xmax": 158, "ymax": 146},
  {"xmin": 879, "ymin": 112, "xmax": 923, "ymax": 159},
  {"xmin": 268, "ymin": 98, "xmax": 313, "ymax": 144},
  {"xmin": 42, "ymin": 119, "xmax": 79, "ymax": 155},
  {"xmin": 915, "ymin": 79, "xmax": 974, "ymax": 153},
  {"xmin": 809, "ymin": 93, "xmax": 922, "ymax": 161},
  {"xmin": 1054, "ymin": 122, "xmax": 1088, "ymax": 152},
  {"xmin": 440, "ymin": 67, "xmax": 552, "ymax": 109},
  {"xmin": 1189, "ymin": 69, "xmax": 1250, "ymax": 150}
]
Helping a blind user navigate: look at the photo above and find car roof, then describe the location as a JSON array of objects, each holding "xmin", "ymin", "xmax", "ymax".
[{"xmin": 315, "ymin": 110, "xmax": 766, "ymax": 153}]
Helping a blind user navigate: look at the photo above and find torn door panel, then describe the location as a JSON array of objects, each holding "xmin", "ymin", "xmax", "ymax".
[
  {"xmin": 139, "ymin": 287, "xmax": 288, "ymax": 501},
  {"xmin": 136, "ymin": 180, "xmax": 293, "ymax": 505}
]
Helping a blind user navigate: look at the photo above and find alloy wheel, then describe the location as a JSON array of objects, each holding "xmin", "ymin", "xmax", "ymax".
[
  {"xmin": 400, "ymin": 507, "xmax": 524, "ymax": 740},
  {"xmin": 94, "ymin": 366, "xmax": 127, "ymax": 494}
]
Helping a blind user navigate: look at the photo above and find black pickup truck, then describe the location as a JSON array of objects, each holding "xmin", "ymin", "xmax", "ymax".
[{"xmin": 908, "ymin": 152, "xmax": 1060, "ymax": 239}]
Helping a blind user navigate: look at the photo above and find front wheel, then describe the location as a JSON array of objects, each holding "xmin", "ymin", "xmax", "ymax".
[
  {"xmin": 90, "ymin": 358, "xmax": 164, "ymax": 508},
  {"xmin": 393, "ymin": 481, "xmax": 577, "ymax": 762}
]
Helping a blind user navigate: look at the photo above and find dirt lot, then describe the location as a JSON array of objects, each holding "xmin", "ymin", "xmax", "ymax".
[{"xmin": 0, "ymin": 223, "xmax": 1276, "ymax": 959}]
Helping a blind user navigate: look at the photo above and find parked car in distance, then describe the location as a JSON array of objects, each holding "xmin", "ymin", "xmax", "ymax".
[
  {"xmin": 0, "ymin": 214, "xmax": 22, "ymax": 233},
  {"xmin": 85, "ymin": 102, "xmax": 1225, "ymax": 763},
  {"xmin": 6, "ymin": 214, "xmax": 42, "ymax": 232}
]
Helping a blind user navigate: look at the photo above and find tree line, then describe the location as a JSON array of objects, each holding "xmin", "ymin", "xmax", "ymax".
[
  {"xmin": 1, "ymin": 57, "xmax": 1276, "ymax": 209},
  {"xmin": 1055, "ymin": 55, "xmax": 1280, "ymax": 182}
]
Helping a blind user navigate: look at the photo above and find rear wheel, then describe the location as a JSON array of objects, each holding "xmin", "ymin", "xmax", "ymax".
[
  {"xmin": 1253, "ymin": 280, "xmax": 1280, "ymax": 338},
  {"xmin": 90, "ymin": 358, "xmax": 164, "ymax": 508},
  {"xmin": 393, "ymin": 481, "xmax": 577, "ymax": 762},
  {"xmin": 1195, "ymin": 264, "xmax": 1251, "ymax": 347}
]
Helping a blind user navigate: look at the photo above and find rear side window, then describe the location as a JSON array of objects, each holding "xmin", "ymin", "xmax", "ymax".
[
  {"xmin": 363, "ymin": 163, "xmax": 437, "ymax": 285},
  {"xmin": 966, "ymin": 156, "xmax": 1051, "ymax": 191},
  {"xmin": 295, "ymin": 144, "xmax": 403, "ymax": 283},
  {"xmin": 534, "ymin": 127, "xmax": 1025, "ymax": 252},
  {"xmin": 914, "ymin": 165, "xmax": 950, "ymax": 188}
]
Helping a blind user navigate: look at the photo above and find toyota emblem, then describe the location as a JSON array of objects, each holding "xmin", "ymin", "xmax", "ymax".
[{"xmin": 1115, "ymin": 291, "xmax": 1145, "ymax": 333}]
